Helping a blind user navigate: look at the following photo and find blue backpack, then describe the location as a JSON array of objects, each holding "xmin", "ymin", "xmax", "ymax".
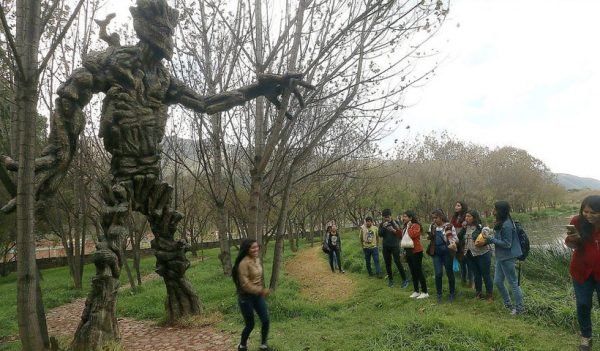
[{"xmin": 514, "ymin": 221, "xmax": 530, "ymax": 261}]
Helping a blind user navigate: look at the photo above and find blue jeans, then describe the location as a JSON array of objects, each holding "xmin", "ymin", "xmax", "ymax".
[
  {"xmin": 573, "ymin": 276, "xmax": 600, "ymax": 338},
  {"xmin": 363, "ymin": 247, "xmax": 382, "ymax": 275},
  {"xmin": 239, "ymin": 294, "xmax": 270, "ymax": 346},
  {"xmin": 494, "ymin": 258, "xmax": 524, "ymax": 311},
  {"xmin": 328, "ymin": 247, "xmax": 342, "ymax": 271},
  {"xmin": 432, "ymin": 253, "xmax": 455, "ymax": 296},
  {"xmin": 469, "ymin": 251, "xmax": 493, "ymax": 295},
  {"xmin": 461, "ymin": 255, "xmax": 474, "ymax": 283}
]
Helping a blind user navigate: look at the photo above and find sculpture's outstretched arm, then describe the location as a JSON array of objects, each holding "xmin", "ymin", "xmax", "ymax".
[
  {"xmin": 168, "ymin": 73, "xmax": 314, "ymax": 118},
  {"xmin": 0, "ymin": 67, "xmax": 97, "ymax": 213}
]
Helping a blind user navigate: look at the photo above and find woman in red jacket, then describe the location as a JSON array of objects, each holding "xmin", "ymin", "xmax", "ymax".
[
  {"xmin": 565, "ymin": 195, "xmax": 600, "ymax": 351},
  {"xmin": 401, "ymin": 210, "xmax": 428, "ymax": 299}
]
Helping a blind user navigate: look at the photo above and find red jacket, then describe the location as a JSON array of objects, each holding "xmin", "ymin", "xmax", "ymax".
[
  {"xmin": 566, "ymin": 216, "xmax": 600, "ymax": 284},
  {"xmin": 405, "ymin": 223, "xmax": 423, "ymax": 253}
]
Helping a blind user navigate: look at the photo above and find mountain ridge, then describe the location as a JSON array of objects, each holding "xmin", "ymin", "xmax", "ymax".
[{"xmin": 555, "ymin": 173, "xmax": 600, "ymax": 190}]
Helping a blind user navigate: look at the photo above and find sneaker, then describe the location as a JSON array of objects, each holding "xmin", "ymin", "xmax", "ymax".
[
  {"xmin": 401, "ymin": 279, "xmax": 409, "ymax": 288},
  {"xmin": 238, "ymin": 345, "xmax": 247, "ymax": 351},
  {"xmin": 340, "ymin": 270, "xmax": 345, "ymax": 273},
  {"xmin": 259, "ymin": 344, "xmax": 269, "ymax": 351},
  {"xmin": 579, "ymin": 337, "xmax": 592, "ymax": 351},
  {"xmin": 409, "ymin": 291, "xmax": 420, "ymax": 298},
  {"xmin": 436, "ymin": 294, "xmax": 442, "ymax": 304},
  {"xmin": 388, "ymin": 280, "xmax": 394, "ymax": 288},
  {"xmin": 449, "ymin": 294, "xmax": 455, "ymax": 303},
  {"xmin": 416, "ymin": 292, "xmax": 429, "ymax": 299}
]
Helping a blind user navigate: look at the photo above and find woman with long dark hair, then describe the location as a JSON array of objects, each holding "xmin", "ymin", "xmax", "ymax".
[
  {"xmin": 460, "ymin": 209, "xmax": 493, "ymax": 300},
  {"xmin": 452, "ymin": 201, "xmax": 472, "ymax": 287},
  {"xmin": 401, "ymin": 210, "xmax": 428, "ymax": 299},
  {"xmin": 565, "ymin": 195, "xmax": 600, "ymax": 351},
  {"xmin": 427, "ymin": 208, "xmax": 457, "ymax": 303},
  {"xmin": 326, "ymin": 224, "xmax": 344, "ymax": 273},
  {"xmin": 482, "ymin": 200, "xmax": 524, "ymax": 314},
  {"xmin": 232, "ymin": 239, "xmax": 271, "ymax": 351}
]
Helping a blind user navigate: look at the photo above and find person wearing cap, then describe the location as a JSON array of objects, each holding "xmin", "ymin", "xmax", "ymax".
[{"xmin": 379, "ymin": 208, "xmax": 409, "ymax": 288}]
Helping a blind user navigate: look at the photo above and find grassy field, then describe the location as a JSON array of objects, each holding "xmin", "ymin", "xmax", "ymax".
[
  {"xmin": 1, "ymin": 227, "xmax": 598, "ymax": 351},
  {"xmin": 0, "ymin": 255, "xmax": 158, "ymax": 350}
]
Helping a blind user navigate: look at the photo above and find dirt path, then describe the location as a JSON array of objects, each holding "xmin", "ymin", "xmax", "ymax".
[
  {"xmin": 46, "ymin": 298, "xmax": 234, "ymax": 351},
  {"xmin": 285, "ymin": 246, "xmax": 356, "ymax": 302},
  {"xmin": 42, "ymin": 269, "xmax": 236, "ymax": 351},
  {"xmin": 6, "ymin": 248, "xmax": 352, "ymax": 349}
]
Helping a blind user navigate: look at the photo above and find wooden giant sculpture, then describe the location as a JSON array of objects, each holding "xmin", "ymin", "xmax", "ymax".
[{"xmin": 1, "ymin": 0, "xmax": 311, "ymax": 349}]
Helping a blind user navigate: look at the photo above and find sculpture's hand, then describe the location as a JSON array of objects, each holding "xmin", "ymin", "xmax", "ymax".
[{"xmin": 256, "ymin": 73, "xmax": 315, "ymax": 119}]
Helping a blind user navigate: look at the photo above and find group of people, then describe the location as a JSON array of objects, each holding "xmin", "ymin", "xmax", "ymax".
[
  {"xmin": 358, "ymin": 202, "xmax": 524, "ymax": 311},
  {"xmin": 359, "ymin": 201, "xmax": 524, "ymax": 314},
  {"xmin": 229, "ymin": 195, "xmax": 600, "ymax": 351}
]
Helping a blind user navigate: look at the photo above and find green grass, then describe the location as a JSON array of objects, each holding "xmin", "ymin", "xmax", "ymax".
[
  {"xmin": 0, "ymin": 255, "xmax": 157, "ymax": 344},
  {"xmin": 1, "ymin": 230, "xmax": 598, "ymax": 351}
]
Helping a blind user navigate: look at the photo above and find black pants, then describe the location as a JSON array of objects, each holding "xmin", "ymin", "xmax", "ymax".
[
  {"xmin": 382, "ymin": 246, "xmax": 407, "ymax": 281},
  {"xmin": 328, "ymin": 247, "xmax": 342, "ymax": 271},
  {"xmin": 406, "ymin": 250, "xmax": 427, "ymax": 293}
]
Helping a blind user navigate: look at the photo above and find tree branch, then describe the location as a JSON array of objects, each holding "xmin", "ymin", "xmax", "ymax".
[
  {"xmin": 37, "ymin": 0, "xmax": 86, "ymax": 75},
  {"xmin": 0, "ymin": 3, "xmax": 24, "ymax": 77}
]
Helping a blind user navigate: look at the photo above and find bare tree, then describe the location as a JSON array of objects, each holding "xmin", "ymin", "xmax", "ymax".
[{"xmin": 0, "ymin": 0, "xmax": 86, "ymax": 348}]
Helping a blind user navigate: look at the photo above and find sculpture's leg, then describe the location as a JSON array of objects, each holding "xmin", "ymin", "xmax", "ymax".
[
  {"xmin": 143, "ymin": 178, "xmax": 201, "ymax": 322},
  {"xmin": 70, "ymin": 182, "xmax": 128, "ymax": 351}
]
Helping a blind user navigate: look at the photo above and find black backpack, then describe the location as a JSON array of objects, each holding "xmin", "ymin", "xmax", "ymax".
[{"xmin": 513, "ymin": 221, "xmax": 530, "ymax": 261}]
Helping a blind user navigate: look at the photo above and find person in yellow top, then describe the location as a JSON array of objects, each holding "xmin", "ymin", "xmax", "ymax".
[
  {"xmin": 359, "ymin": 216, "xmax": 382, "ymax": 277},
  {"xmin": 232, "ymin": 239, "xmax": 271, "ymax": 351}
]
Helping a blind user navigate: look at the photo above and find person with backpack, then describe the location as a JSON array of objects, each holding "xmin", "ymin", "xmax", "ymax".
[
  {"xmin": 427, "ymin": 208, "xmax": 458, "ymax": 303},
  {"xmin": 564, "ymin": 195, "xmax": 600, "ymax": 351},
  {"xmin": 232, "ymin": 239, "xmax": 271, "ymax": 351},
  {"xmin": 482, "ymin": 200, "xmax": 524, "ymax": 315},
  {"xmin": 325, "ymin": 224, "xmax": 344, "ymax": 273}
]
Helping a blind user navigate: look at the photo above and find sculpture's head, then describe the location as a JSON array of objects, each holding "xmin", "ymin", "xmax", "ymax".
[{"xmin": 130, "ymin": 0, "xmax": 179, "ymax": 60}]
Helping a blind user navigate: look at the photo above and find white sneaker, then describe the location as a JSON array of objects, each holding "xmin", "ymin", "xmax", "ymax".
[
  {"xmin": 416, "ymin": 293, "xmax": 429, "ymax": 299},
  {"xmin": 409, "ymin": 292, "xmax": 420, "ymax": 298}
]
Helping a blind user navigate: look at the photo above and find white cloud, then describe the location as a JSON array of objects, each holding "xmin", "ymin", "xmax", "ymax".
[{"xmin": 401, "ymin": 0, "xmax": 600, "ymax": 179}]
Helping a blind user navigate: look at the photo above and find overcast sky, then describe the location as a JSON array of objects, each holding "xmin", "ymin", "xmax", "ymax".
[{"xmin": 400, "ymin": 0, "xmax": 600, "ymax": 180}]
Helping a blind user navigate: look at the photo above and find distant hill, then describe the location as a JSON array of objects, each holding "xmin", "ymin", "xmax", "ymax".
[{"xmin": 555, "ymin": 173, "xmax": 600, "ymax": 190}]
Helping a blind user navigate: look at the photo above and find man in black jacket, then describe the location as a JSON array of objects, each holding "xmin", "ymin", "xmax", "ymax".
[{"xmin": 379, "ymin": 209, "xmax": 409, "ymax": 288}]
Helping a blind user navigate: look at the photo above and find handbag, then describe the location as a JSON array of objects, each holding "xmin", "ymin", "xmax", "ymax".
[
  {"xmin": 426, "ymin": 241, "xmax": 435, "ymax": 256},
  {"xmin": 447, "ymin": 241, "xmax": 457, "ymax": 255},
  {"xmin": 400, "ymin": 229, "xmax": 414, "ymax": 249},
  {"xmin": 322, "ymin": 242, "xmax": 330, "ymax": 253}
]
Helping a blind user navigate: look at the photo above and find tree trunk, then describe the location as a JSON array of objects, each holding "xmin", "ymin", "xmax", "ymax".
[
  {"xmin": 14, "ymin": 0, "xmax": 48, "ymax": 347},
  {"xmin": 248, "ymin": 0, "xmax": 266, "ymax": 246},
  {"xmin": 71, "ymin": 275, "xmax": 120, "ymax": 351}
]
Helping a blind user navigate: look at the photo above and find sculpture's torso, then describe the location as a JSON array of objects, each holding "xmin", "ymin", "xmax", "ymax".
[{"xmin": 90, "ymin": 46, "xmax": 171, "ymax": 179}]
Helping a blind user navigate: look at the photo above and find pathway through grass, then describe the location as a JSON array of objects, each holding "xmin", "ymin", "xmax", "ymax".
[{"xmin": 285, "ymin": 246, "xmax": 355, "ymax": 302}]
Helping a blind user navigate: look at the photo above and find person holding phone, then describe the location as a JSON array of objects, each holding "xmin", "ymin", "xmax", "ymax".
[
  {"xmin": 379, "ymin": 209, "xmax": 409, "ymax": 288},
  {"xmin": 564, "ymin": 195, "xmax": 600, "ymax": 351}
]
